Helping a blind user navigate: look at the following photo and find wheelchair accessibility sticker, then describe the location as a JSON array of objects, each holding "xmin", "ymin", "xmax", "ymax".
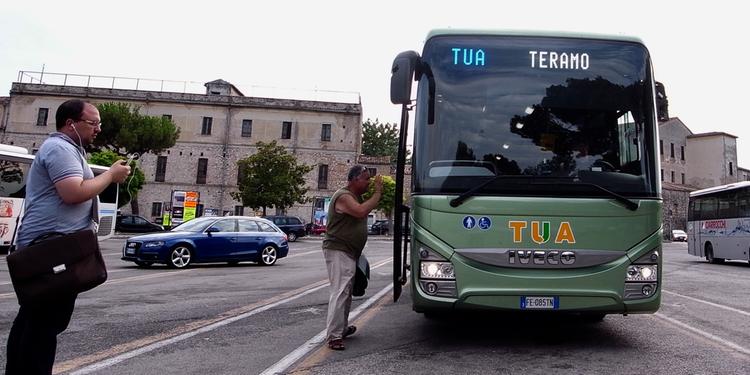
[{"xmin": 463, "ymin": 216, "xmax": 492, "ymax": 230}]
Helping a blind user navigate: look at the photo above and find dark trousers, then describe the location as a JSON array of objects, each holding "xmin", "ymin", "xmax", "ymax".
[{"xmin": 5, "ymin": 295, "xmax": 77, "ymax": 375}]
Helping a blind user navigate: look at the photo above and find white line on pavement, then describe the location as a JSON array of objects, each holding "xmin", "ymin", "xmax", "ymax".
[
  {"xmin": 65, "ymin": 258, "xmax": 393, "ymax": 374},
  {"xmin": 259, "ymin": 283, "xmax": 394, "ymax": 375},
  {"xmin": 663, "ymin": 289, "xmax": 750, "ymax": 317},
  {"xmin": 653, "ymin": 313, "xmax": 750, "ymax": 357}
]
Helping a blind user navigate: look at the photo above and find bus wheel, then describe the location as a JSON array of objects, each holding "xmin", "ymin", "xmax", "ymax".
[
  {"xmin": 581, "ymin": 313, "xmax": 606, "ymax": 323},
  {"xmin": 705, "ymin": 243, "xmax": 724, "ymax": 264}
]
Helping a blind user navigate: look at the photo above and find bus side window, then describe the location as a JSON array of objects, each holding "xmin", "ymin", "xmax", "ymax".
[{"xmin": 0, "ymin": 161, "xmax": 28, "ymax": 198}]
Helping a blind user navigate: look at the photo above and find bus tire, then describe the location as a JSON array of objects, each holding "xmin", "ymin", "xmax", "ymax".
[
  {"xmin": 581, "ymin": 313, "xmax": 606, "ymax": 323},
  {"xmin": 705, "ymin": 243, "xmax": 724, "ymax": 264}
]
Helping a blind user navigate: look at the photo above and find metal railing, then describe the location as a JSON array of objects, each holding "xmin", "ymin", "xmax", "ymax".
[{"xmin": 16, "ymin": 71, "xmax": 361, "ymax": 104}]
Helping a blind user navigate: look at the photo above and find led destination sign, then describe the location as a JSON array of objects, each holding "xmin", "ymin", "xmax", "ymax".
[{"xmin": 451, "ymin": 47, "xmax": 590, "ymax": 70}]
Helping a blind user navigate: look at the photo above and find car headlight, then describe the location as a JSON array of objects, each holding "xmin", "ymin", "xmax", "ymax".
[
  {"xmin": 143, "ymin": 241, "xmax": 164, "ymax": 248},
  {"xmin": 626, "ymin": 265, "xmax": 658, "ymax": 282}
]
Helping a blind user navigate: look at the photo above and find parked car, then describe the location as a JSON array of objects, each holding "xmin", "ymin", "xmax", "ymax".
[
  {"xmin": 368, "ymin": 219, "xmax": 389, "ymax": 235},
  {"xmin": 116, "ymin": 214, "xmax": 165, "ymax": 233},
  {"xmin": 121, "ymin": 216, "xmax": 289, "ymax": 268},
  {"xmin": 262, "ymin": 215, "xmax": 306, "ymax": 242},
  {"xmin": 308, "ymin": 223, "xmax": 326, "ymax": 235},
  {"xmin": 671, "ymin": 229, "xmax": 687, "ymax": 242}
]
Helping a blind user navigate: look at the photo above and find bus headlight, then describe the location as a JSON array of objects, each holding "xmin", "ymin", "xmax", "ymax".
[
  {"xmin": 420, "ymin": 262, "xmax": 455, "ymax": 279},
  {"xmin": 625, "ymin": 265, "xmax": 658, "ymax": 282},
  {"xmin": 624, "ymin": 248, "xmax": 660, "ymax": 301},
  {"xmin": 417, "ymin": 244, "xmax": 457, "ymax": 298}
]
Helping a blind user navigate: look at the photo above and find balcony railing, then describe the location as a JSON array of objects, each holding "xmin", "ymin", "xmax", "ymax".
[{"xmin": 16, "ymin": 70, "xmax": 360, "ymax": 104}]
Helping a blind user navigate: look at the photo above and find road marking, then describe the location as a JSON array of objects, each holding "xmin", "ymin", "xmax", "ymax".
[
  {"xmin": 0, "ymin": 270, "xmax": 195, "ymax": 300},
  {"xmin": 287, "ymin": 250, "xmax": 322, "ymax": 259},
  {"xmin": 653, "ymin": 313, "xmax": 750, "ymax": 357},
  {"xmin": 259, "ymin": 283, "xmax": 394, "ymax": 375},
  {"xmin": 59, "ymin": 257, "xmax": 393, "ymax": 374},
  {"xmin": 288, "ymin": 279, "xmax": 401, "ymax": 375},
  {"xmin": 59, "ymin": 280, "xmax": 330, "ymax": 375},
  {"xmin": 663, "ymin": 289, "xmax": 750, "ymax": 317}
]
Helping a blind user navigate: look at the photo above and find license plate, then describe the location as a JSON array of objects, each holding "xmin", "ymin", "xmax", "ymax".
[
  {"xmin": 125, "ymin": 248, "xmax": 135, "ymax": 255},
  {"xmin": 520, "ymin": 296, "xmax": 559, "ymax": 310}
]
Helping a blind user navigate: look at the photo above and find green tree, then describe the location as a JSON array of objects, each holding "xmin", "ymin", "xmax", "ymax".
[
  {"xmin": 362, "ymin": 175, "xmax": 396, "ymax": 214},
  {"xmin": 88, "ymin": 149, "xmax": 144, "ymax": 209},
  {"xmin": 361, "ymin": 118, "xmax": 409, "ymax": 163},
  {"xmin": 231, "ymin": 141, "xmax": 314, "ymax": 216},
  {"xmin": 92, "ymin": 102, "xmax": 180, "ymax": 214}
]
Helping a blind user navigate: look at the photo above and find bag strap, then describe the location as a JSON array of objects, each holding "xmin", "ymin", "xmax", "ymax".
[{"xmin": 29, "ymin": 231, "xmax": 67, "ymax": 245}]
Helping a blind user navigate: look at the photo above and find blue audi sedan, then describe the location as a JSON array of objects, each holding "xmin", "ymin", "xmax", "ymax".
[{"xmin": 122, "ymin": 216, "xmax": 289, "ymax": 268}]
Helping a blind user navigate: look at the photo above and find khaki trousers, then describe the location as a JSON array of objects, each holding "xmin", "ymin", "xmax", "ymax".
[{"xmin": 323, "ymin": 249, "xmax": 356, "ymax": 341}]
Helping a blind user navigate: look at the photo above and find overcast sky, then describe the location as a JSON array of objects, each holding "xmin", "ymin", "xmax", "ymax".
[{"xmin": 2, "ymin": 1, "xmax": 747, "ymax": 166}]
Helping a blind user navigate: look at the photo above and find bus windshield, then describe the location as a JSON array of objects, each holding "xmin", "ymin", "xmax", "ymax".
[{"xmin": 413, "ymin": 35, "xmax": 659, "ymax": 198}]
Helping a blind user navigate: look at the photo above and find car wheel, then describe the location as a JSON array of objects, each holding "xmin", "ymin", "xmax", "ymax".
[
  {"xmin": 288, "ymin": 232, "xmax": 298, "ymax": 242},
  {"xmin": 169, "ymin": 245, "xmax": 193, "ymax": 268},
  {"xmin": 134, "ymin": 261, "xmax": 153, "ymax": 268},
  {"xmin": 259, "ymin": 245, "xmax": 278, "ymax": 266}
]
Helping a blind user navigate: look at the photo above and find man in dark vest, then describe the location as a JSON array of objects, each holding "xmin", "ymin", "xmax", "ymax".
[{"xmin": 322, "ymin": 165, "xmax": 382, "ymax": 350}]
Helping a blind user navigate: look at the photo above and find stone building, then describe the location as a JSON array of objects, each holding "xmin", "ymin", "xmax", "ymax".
[
  {"xmin": 658, "ymin": 117, "xmax": 743, "ymax": 235},
  {"xmin": 0, "ymin": 76, "xmax": 365, "ymax": 224}
]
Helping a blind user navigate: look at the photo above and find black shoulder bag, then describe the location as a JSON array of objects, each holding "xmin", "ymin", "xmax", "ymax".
[{"xmin": 7, "ymin": 229, "xmax": 107, "ymax": 305}]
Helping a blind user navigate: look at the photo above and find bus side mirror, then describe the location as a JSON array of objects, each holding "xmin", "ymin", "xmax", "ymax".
[{"xmin": 390, "ymin": 51, "xmax": 420, "ymax": 105}]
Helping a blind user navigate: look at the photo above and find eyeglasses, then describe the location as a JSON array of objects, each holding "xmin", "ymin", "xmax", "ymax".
[{"xmin": 76, "ymin": 119, "xmax": 102, "ymax": 128}]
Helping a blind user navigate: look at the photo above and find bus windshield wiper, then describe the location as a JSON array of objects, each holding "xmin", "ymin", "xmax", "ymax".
[
  {"xmin": 532, "ymin": 181, "xmax": 639, "ymax": 211},
  {"xmin": 449, "ymin": 175, "xmax": 506, "ymax": 207},
  {"xmin": 449, "ymin": 177, "xmax": 639, "ymax": 211}
]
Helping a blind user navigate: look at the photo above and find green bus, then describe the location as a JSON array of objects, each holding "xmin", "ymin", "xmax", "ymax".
[{"xmin": 390, "ymin": 30, "xmax": 663, "ymax": 319}]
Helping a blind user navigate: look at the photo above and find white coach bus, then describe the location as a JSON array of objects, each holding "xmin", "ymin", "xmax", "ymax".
[
  {"xmin": 687, "ymin": 181, "xmax": 750, "ymax": 264},
  {"xmin": 0, "ymin": 144, "xmax": 119, "ymax": 253}
]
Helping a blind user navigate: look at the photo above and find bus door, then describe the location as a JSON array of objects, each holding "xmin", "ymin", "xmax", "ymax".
[{"xmin": 688, "ymin": 221, "xmax": 700, "ymax": 257}]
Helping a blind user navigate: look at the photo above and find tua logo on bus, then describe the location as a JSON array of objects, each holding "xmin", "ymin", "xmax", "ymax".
[
  {"xmin": 451, "ymin": 48, "xmax": 486, "ymax": 66},
  {"xmin": 508, "ymin": 221, "xmax": 576, "ymax": 244}
]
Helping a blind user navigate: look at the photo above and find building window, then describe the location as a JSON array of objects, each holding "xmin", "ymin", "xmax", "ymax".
[
  {"xmin": 282, "ymin": 121, "xmax": 292, "ymax": 139},
  {"xmin": 659, "ymin": 140, "xmax": 663, "ymax": 155},
  {"xmin": 671, "ymin": 170, "xmax": 675, "ymax": 183},
  {"xmin": 730, "ymin": 162, "xmax": 734, "ymax": 176},
  {"xmin": 197, "ymin": 158, "xmax": 208, "ymax": 184},
  {"xmin": 681, "ymin": 173, "xmax": 685, "ymax": 185},
  {"xmin": 201, "ymin": 117, "xmax": 213, "ymax": 135},
  {"xmin": 36, "ymin": 108, "xmax": 48, "ymax": 126},
  {"xmin": 321, "ymin": 123, "xmax": 331, "ymax": 141},
  {"xmin": 318, "ymin": 164, "xmax": 328, "ymax": 189},
  {"xmin": 151, "ymin": 202, "xmax": 163, "ymax": 217},
  {"xmin": 234, "ymin": 205, "xmax": 244, "ymax": 216},
  {"xmin": 155, "ymin": 156, "xmax": 167, "ymax": 182},
  {"xmin": 242, "ymin": 119, "xmax": 252, "ymax": 137},
  {"xmin": 661, "ymin": 169, "xmax": 664, "ymax": 181},
  {"xmin": 680, "ymin": 146, "xmax": 684, "ymax": 161},
  {"xmin": 162, "ymin": 114, "xmax": 172, "ymax": 120},
  {"xmin": 367, "ymin": 167, "xmax": 377, "ymax": 177},
  {"xmin": 670, "ymin": 143, "xmax": 674, "ymax": 158}
]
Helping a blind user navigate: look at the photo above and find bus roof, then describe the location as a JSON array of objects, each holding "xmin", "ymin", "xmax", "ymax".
[
  {"xmin": 0, "ymin": 144, "xmax": 30, "ymax": 154},
  {"xmin": 689, "ymin": 181, "xmax": 750, "ymax": 197},
  {"xmin": 426, "ymin": 29, "xmax": 645, "ymax": 45}
]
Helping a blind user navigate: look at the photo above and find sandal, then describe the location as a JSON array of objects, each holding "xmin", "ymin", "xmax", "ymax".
[
  {"xmin": 327, "ymin": 338, "xmax": 345, "ymax": 350},
  {"xmin": 343, "ymin": 325, "xmax": 357, "ymax": 338}
]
